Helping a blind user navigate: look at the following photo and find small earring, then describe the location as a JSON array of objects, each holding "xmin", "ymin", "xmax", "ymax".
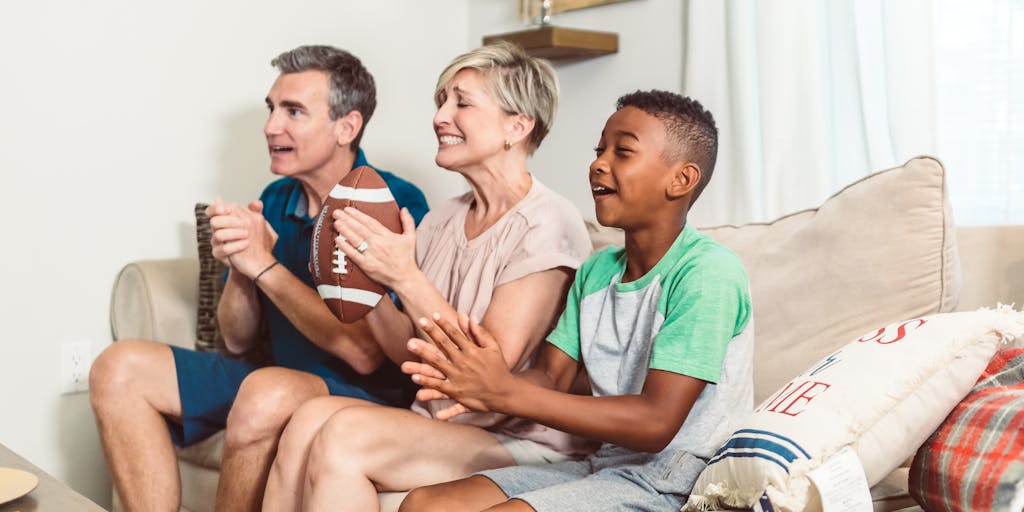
[{"xmin": 503, "ymin": 140, "xmax": 512, "ymax": 151}]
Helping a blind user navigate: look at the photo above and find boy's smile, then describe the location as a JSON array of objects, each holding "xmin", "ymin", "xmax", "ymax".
[{"xmin": 590, "ymin": 106, "xmax": 676, "ymax": 229}]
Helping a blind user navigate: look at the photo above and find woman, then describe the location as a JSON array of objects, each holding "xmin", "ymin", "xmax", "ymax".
[{"xmin": 261, "ymin": 42, "xmax": 594, "ymax": 511}]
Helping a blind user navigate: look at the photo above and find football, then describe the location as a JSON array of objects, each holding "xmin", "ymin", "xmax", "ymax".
[{"xmin": 310, "ymin": 165, "xmax": 401, "ymax": 323}]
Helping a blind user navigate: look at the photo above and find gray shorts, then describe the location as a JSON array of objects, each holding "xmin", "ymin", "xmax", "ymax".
[
  {"xmin": 478, "ymin": 447, "xmax": 707, "ymax": 512},
  {"xmin": 490, "ymin": 433, "xmax": 574, "ymax": 466}
]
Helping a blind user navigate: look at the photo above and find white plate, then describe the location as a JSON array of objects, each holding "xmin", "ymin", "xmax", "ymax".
[{"xmin": 0, "ymin": 467, "xmax": 38, "ymax": 504}]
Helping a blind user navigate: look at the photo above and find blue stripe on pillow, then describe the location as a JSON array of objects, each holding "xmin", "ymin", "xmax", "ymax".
[{"xmin": 708, "ymin": 429, "xmax": 811, "ymax": 472}]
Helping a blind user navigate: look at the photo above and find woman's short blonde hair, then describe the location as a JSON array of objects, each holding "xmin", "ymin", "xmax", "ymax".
[{"xmin": 434, "ymin": 41, "xmax": 559, "ymax": 155}]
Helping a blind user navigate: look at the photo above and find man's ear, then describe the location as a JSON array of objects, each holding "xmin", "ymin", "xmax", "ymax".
[
  {"xmin": 668, "ymin": 162, "xmax": 701, "ymax": 199},
  {"xmin": 505, "ymin": 113, "xmax": 536, "ymax": 148},
  {"xmin": 334, "ymin": 110, "xmax": 364, "ymax": 148}
]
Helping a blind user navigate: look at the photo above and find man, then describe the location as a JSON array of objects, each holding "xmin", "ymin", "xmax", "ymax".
[{"xmin": 89, "ymin": 45, "xmax": 429, "ymax": 512}]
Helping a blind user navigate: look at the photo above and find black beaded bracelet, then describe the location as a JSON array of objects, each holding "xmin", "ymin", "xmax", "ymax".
[{"xmin": 253, "ymin": 261, "xmax": 280, "ymax": 283}]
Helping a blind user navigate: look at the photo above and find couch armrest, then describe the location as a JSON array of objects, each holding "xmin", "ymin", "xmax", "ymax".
[{"xmin": 110, "ymin": 257, "xmax": 199, "ymax": 349}]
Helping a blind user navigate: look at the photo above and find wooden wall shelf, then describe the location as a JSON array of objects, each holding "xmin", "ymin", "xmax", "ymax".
[{"xmin": 483, "ymin": 26, "xmax": 618, "ymax": 61}]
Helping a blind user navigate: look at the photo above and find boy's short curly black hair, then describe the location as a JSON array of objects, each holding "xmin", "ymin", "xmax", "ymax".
[{"xmin": 616, "ymin": 90, "xmax": 718, "ymax": 203}]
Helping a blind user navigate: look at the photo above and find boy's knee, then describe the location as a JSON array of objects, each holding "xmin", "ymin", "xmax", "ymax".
[
  {"xmin": 399, "ymin": 487, "xmax": 439, "ymax": 512},
  {"xmin": 400, "ymin": 486, "xmax": 469, "ymax": 512}
]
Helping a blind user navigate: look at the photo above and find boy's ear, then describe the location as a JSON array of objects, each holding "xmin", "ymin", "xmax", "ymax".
[
  {"xmin": 505, "ymin": 113, "xmax": 536, "ymax": 147},
  {"xmin": 334, "ymin": 110, "xmax": 364, "ymax": 148},
  {"xmin": 667, "ymin": 162, "xmax": 701, "ymax": 199}
]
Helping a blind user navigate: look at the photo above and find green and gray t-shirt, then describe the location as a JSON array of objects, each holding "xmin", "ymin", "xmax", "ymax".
[{"xmin": 548, "ymin": 225, "xmax": 753, "ymax": 459}]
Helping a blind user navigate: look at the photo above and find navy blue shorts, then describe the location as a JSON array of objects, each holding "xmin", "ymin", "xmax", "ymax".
[{"xmin": 168, "ymin": 346, "xmax": 388, "ymax": 447}]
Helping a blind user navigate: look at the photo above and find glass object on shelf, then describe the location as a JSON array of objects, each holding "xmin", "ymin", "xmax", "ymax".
[
  {"xmin": 519, "ymin": 0, "xmax": 553, "ymax": 26},
  {"xmin": 519, "ymin": 0, "xmax": 638, "ymax": 23},
  {"xmin": 539, "ymin": 0, "xmax": 552, "ymax": 25}
]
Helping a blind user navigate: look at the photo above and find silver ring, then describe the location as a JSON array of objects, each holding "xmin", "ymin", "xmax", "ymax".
[{"xmin": 356, "ymin": 240, "xmax": 370, "ymax": 254}]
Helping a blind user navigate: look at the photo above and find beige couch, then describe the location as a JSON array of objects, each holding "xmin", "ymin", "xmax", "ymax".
[{"xmin": 108, "ymin": 157, "xmax": 1024, "ymax": 511}]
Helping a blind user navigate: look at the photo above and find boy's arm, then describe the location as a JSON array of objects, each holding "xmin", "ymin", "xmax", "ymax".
[
  {"xmin": 407, "ymin": 316, "xmax": 705, "ymax": 453},
  {"xmin": 502, "ymin": 369, "xmax": 705, "ymax": 453}
]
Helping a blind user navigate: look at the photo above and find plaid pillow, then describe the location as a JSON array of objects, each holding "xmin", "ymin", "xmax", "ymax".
[{"xmin": 909, "ymin": 347, "xmax": 1024, "ymax": 512}]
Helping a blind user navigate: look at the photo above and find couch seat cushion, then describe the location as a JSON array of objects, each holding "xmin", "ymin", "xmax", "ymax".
[{"xmin": 175, "ymin": 431, "xmax": 224, "ymax": 470}]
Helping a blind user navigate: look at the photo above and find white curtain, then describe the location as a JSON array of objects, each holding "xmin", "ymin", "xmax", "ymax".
[
  {"xmin": 934, "ymin": 0, "xmax": 1024, "ymax": 225},
  {"xmin": 680, "ymin": 0, "xmax": 1021, "ymax": 226}
]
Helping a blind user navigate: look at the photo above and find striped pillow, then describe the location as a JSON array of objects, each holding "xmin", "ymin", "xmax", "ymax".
[
  {"xmin": 909, "ymin": 348, "xmax": 1024, "ymax": 512},
  {"xmin": 684, "ymin": 308, "xmax": 1024, "ymax": 512}
]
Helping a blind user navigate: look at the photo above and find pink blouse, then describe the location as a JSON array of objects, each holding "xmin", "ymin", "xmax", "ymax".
[{"xmin": 410, "ymin": 178, "xmax": 595, "ymax": 455}]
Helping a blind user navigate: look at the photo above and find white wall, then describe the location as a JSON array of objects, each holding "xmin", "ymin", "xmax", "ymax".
[
  {"xmin": 0, "ymin": 0, "xmax": 467, "ymax": 506},
  {"xmin": 468, "ymin": 0, "xmax": 685, "ymax": 217},
  {"xmin": 0, "ymin": 0, "xmax": 684, "ymax": 506}
]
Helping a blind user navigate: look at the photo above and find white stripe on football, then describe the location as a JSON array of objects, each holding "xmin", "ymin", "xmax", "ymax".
[
  {"xmin": 328, "ymin": 185, "xmax": 396, "ymax": 203},
  {"xmin": 316, "ymin": 285, "xmax": 384, "ymax": 308}
]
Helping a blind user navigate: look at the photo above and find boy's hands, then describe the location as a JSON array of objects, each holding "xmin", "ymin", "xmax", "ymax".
[{"xmin": 401, "ymin": 314, "xmax": 515, "ymax": 420}]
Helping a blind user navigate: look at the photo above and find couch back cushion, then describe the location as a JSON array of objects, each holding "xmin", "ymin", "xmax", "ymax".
[
  {"xmin": 955, "ymin": 225, "xmax": 1024, "ymax": 311},
  {"xmin": 702, "ymin": 157, "xmax": 960, "ymax": 402}
]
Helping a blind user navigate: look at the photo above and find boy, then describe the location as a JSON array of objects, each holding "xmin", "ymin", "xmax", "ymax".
[{"xmin": 399, "ymin": 90, "xmax": 752, "ymax": 511}]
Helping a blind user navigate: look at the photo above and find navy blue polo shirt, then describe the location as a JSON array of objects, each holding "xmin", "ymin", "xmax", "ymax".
[{"xmin": 257, "ymin": 149, "xmax": 429, "ymax": 406}]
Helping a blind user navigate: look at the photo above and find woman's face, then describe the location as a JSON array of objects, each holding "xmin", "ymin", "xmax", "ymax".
[{"xmin": 433, "ymin": 68, "xmax": 514, "ymax": 171}]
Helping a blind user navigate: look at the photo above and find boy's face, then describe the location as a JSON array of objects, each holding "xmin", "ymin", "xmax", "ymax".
[{"xmin": 589, "ymin": 106, "xmax": 676, "ymax": 229}]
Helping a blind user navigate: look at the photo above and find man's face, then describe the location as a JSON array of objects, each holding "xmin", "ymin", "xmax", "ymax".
[
  {"xmin": 589, "ymin": 106, "xmax": 675, "ymax": 229},
  {"xmin": 264, "ymin": 70, "xmax": 345, "ymax": 179}
]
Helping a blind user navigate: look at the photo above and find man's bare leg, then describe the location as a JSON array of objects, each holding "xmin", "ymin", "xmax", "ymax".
[
  {"xmin": 262, "ymin": 395, "xmax": 370, "ymax": 511},
  {"xmin": 214, "ymin": 367, "xmax": 329, "ymax": 512},
  {"xmin": 90, "ymin": 340, "xmax": 184, "ymax": 512},
  {"xmin": 303, "ymin": 405, "xmax": 517, "ymax": 512}
]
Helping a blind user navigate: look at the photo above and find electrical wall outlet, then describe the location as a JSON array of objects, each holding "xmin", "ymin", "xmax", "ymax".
[{"xmin": 60, "ymin": 340, "xmax": 92, "ymax": 394}]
